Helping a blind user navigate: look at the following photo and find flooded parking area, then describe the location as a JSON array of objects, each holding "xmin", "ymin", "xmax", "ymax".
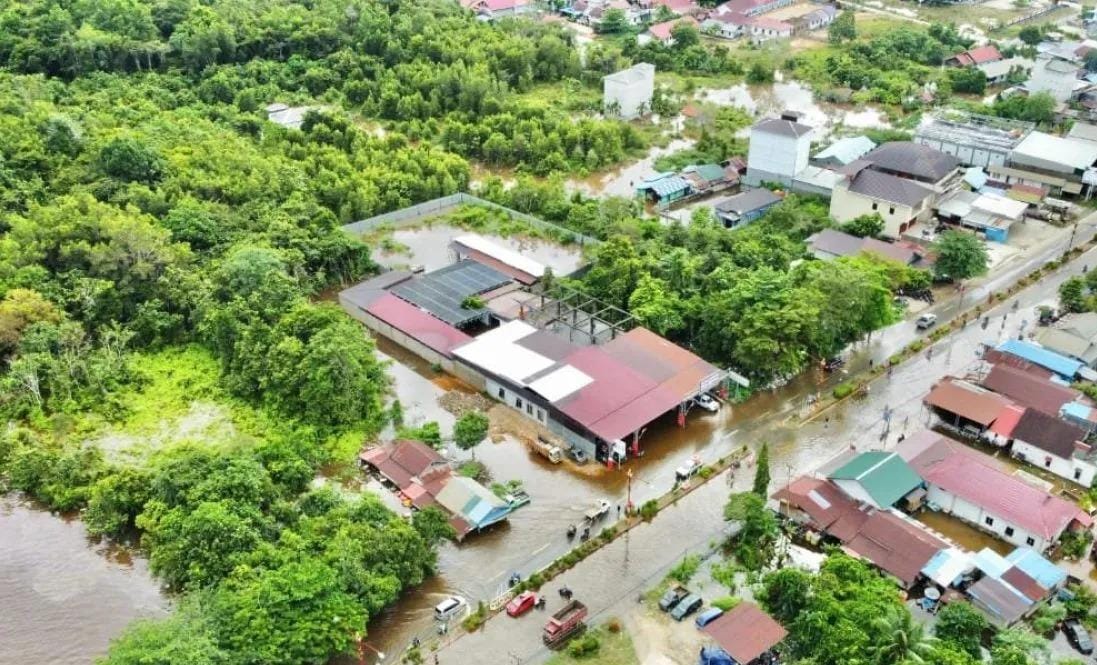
[
  {"xmin": 370, "ymin": 223, "xmax": 587, "ymax": 276},
  {"xmin": 0, "ymin": 497, "xmax": 168, "ymax": 665}
]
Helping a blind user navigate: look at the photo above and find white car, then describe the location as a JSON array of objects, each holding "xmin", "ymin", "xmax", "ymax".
[
  {"xmin": 676, "ymin": 458, "xmax": 702, "ymax": 481},
  {"xmin": 695, "ymin": 393, "xmax": 720, "ymax": 412}
]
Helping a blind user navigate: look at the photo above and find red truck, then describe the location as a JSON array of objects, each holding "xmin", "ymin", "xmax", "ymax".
[{"xmin": 542, "ymin": 599, "xmax": 587, "ymax": 648}]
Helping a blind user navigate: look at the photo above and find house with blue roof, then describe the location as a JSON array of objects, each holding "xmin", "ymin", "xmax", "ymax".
[
  {"xmin": 997, "ymin": 339, "xmax": 1085, "ymax": 379},
  {"xmin": 435, "ymin": 476, "xmax": 513, "ymax": 533},
  {"xmin": 636, "ymin": 173, "xmax": 692, "ymax": 205}
]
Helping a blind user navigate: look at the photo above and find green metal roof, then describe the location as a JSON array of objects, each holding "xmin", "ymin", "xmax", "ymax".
[
  {"xmin": 683, "ymin": 163, "xmax": 726, "ymax": 183},
  {"xmin": 829, "ymin": 451, "xmax": 922, "ymax": 508}
]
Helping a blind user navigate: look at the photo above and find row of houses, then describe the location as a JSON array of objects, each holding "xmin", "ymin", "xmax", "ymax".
[
  {"xmin": 701, "ymin": 3, "xmax": 835, "ymax": 42},
  {"xmin": 775, "ymin": 429, "xmax": 1084, "ymax": 625},
  {"xmin": 924, "ymin": 336, "xmax": 1097, "ymax": 487}
]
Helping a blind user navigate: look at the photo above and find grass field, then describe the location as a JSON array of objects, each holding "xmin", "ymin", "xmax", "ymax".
[{"xmin": 545, "ymin": 623, "xmax": 639, "ymax": 665}]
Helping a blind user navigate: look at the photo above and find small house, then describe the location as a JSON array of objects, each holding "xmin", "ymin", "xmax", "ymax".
[
  {"xmin": 811, "ymin": 136, "xmax": 877, "ymax": 169},
  {"xmin": 946, "ymin": 45, "xmax": 1003, "ymax": 68},
  {"xmin": 636, "ymin": 172, "xmax": 692, "ymax": 204},
  {"xmin": 713, "ymin": 188, "xmax": 782, "ymax": 228},
  {"xmin": 1009, "ymin": 408, "xmax": 1097, "ymax": 486},
  {"xmin": 827, "ymin": 451, "xmax": 923, "ymax": 509}
]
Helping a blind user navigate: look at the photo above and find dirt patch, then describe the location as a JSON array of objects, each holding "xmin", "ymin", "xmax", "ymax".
[
  {"xmin": 438, "ymin": 390, "xmax": 495, "ymax": 418},
  {"xmin": 765, "ymin": 2, "xmax": 821, "ymax": 20},
  {"xmin": 627, "ymin": 609, "xmax": 707, "ymax": 665}
]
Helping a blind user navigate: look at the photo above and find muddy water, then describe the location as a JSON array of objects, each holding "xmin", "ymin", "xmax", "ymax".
[
  {"xmin": 372, "ymin": 224, "xmax": 585, "ymax": 276},
  {"xmin": 567, "ymin": 138, "xmax": 696, "ymax": 198},
  {"xmin": 914, "ymin": 510, "xmax": 1014, "ymax": 556},
  {"xmin": 0, "ymin": 496, "xmax": 168, "ymax": 665},
  {"xmin": 700, "ymin": 80, "xmax": 890, "ymax": 138}
]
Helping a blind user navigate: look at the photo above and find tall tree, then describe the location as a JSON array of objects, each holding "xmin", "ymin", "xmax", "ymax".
[
  {"xmin": 752, "ymin": 442, "xmax": 771, "ymax": 497},
  {"xmin": 872, "ymin": 610, "xmax": 940, "ymax": 665},
  {"xmin": 829, "ymin": 10, "xmax": 857, "ymax": 43},
  {"xmin": 933, "ymin": 231, "xmax": 988, "ymax": 282},
  {"xmin": 934, "ymin": 602, "xmax": 988, "ymax": 659},
  {"xmin": 453, "ymin": 411, "xmax": 490, "ymax": 459}
]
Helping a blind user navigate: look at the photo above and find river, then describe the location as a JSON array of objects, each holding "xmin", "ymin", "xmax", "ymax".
[{"xmin": 0, "ymin": 496, "xmax": 168, "ymax": 665}]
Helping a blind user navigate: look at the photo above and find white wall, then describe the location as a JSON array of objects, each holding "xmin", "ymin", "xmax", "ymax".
[
  {"xmin": 702, "ymin": 19, "xmax": 742, "ymax": 39},
  {"xmin": 829, "ymin": 184, "xmax": 922, "ymax": 238},
  {"xmin": 1013, "ymin": 440, "xmax": 1097, "ymax": 487},
  {"xmin": 747, "ymin": 129, "xmax": 811, "ymax": 184},
  {"xmin": 604, "ymin": 64, "xmax": 655, "ymax": 119},
  {"xmin": 832, "ymin": 478, "xmax": 879, "ymax": 508},
  {"xmin": 486, "ymin": 378, "xmax": 599, "ymax": 459},
  {"xmin": 927, "ymin": 483, "xmax": 1050, "ymax": 551}
]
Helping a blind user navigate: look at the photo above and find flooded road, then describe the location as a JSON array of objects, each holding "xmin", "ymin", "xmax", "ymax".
[
  {"xmin": 0, "ymin": 496, "xmax": 168, "ymax": 665},
  {"xmin": 371, "ymin": 224, "xmax": 586, "ymax": 276}
]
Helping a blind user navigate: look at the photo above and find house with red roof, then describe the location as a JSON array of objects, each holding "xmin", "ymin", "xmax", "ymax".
[
  {"xmin": 643, "ymin": 16, "xmax": 699, "ymax": 44},
  {"xmin": 924, "ymin": 376, "xmax": 1016, "ymax": 435},
  {"xmin": 463, "ymin": 0, "xmax": 535, "ymax": 19},
  {"xmin": 947, "ymin": 45, "xmax": 1004, "ymax": 67},
  {"xmin": 896, "ymin": 431, "xmax": 1091, "ymax": 552}
]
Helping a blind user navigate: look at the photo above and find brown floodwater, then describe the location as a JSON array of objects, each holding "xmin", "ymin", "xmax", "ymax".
[
  {"xmin": 914, "ymin": 510, "xmax": 1014, "ymax": 556},
  {"xmin": 372, "ymin": 224, "xmax": 586, "ymax": 276},
  {"xmin": 0, "ymin": 496, "xmax": 168, "ymax": 665}
]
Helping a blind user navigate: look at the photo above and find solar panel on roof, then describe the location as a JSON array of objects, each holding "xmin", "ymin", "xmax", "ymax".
[{"xmin": 391, "ymin": 260, "xmax": 512, "ymax": 326}]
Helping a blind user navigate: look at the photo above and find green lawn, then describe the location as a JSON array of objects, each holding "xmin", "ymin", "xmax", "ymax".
[{"xmin": 545, "ymin": 624, "xmax": 639, "ymax": 665}]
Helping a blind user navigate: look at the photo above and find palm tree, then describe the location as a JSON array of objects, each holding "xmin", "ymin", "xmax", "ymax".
[{"xmin": 872, "ymin": 611, "xmax": 939, "ymax": 665}]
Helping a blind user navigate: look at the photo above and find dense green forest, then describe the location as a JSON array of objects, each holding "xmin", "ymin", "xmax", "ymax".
[{"xmin": 0, "ymin": 0, "xmax": 627, "ymax": 663}]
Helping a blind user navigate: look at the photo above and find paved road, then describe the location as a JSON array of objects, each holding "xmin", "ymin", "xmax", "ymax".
[{"xmin": 432, "ymin": 224, "xmax": 1097, "ymax": 665}]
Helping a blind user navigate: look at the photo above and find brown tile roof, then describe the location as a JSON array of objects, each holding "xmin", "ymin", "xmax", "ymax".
[
  {"xmin": 983, "ymin": 363, "xmax": 1081, "ymax": 415},
  {"xmin": 924, "ymin": 377, "xmax": 1015, "ymax": 426},
  {"xmin": 703, "ymin": 602, "xmax": 786, "ymax": 664},
  {"xmin": 1011, "ymin": 407, "xmax": 1087, "ymax": 459},
  {"xmin": 359, "ymin": 440, "xmax": 447, "ymax": 490}
]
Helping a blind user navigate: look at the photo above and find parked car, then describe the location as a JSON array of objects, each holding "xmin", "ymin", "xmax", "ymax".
[
  {"xmin": 694, "ymin": 393, "xmax": 720, "ymax": 413},
  {"xmin": 506, "ymin": 591, "xmax": 539, "ymax": 617},
  {"xmin": 570, "ymin": 448, "xmax": 588, "ymax": 464},
  {"xmin": 822, "ymin": 357, "xmax": 845, "ymax": 372},
  {"xmin": 658, "ymin": 586, "xmax": 690, "ymax": 612},
  {"xmin": 694, "ymin": 607, "xmax": 724, "ymax": 628},
  {"xmin": 434, "ymin": 596, "xmax": 467, "ymax": 622},
  {"xmin": 675, "ymin": 458, "xmax": 702, "ymax": 482},
  {"xmin": 670, "ymin": 594, "xmax": 703, "ymax": 621},
  {"xmin": 916, "ymin": 313, "xmax": 937, "ymax": 330},
  {"xmin": 1064, "ymin": 619, "xmax": 1094, "ymax": 655}
]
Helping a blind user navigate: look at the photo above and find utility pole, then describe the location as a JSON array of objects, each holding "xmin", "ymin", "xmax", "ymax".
[{"xmin": 626, "ymin": 467, "xmax": 633, "ymax": 513}]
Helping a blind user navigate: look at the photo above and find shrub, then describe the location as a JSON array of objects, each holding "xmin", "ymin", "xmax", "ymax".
[
  {"xmin": 832, "ymin": 383, "xmax": 854, "ymax": 399},
  {"xmin": 566, "ymin": 633, "xmax": 600, "ymax": 657},
  {"xmin": 698, "ymin": 465, "xmax": 715, "ymax": 479},
  {"xmin": 907, "ymin": 339, "xmax": 925, "ymax": 353},
  {"xmin": 711, "ymin": 596, "xmax": 741, "ymax": 611},
  {"xmin": 668, "ymin": 554, "xmax": 702, "ymax": 584},
  {"xmin": 639, "ymin": 499, "xmax": 659, "ymax": 521},
  {"xmin": 599, "ymin": 526, "xmax": 617, "ymax": 541},
  {"xmin": 606, "ymin": 618, "xmax": 622, "ymax": 634},
  {"xmin": 462, "ymin": 601, "xmax": 489, "ymax": 632}
]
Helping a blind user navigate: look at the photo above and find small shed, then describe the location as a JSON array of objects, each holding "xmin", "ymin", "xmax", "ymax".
[
  {"xmin": 637, "ymin": 173, "xmax": 692, "ymax": 204},
  {"xmin": 713, "ymin": 188, "xmax": 782, "ymax": 228}
]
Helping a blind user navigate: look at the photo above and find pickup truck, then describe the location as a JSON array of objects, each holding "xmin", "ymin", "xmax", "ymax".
[{"xmin": 658, "ymin": 586, "xmax": 690, "ymax": 612}]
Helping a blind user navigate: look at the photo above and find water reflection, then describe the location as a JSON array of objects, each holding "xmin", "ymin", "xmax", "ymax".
[{"xmin": 0, "ymin": 497, "xmax": 168, "ymax": 665}]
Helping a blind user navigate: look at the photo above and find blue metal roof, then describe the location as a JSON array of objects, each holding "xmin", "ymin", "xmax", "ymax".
[
  {"xmin": 972, "ymin": 547, "xmax": 1011, "ymax": 578},
  {"xmin": 643, "ymin": 175, "xmax": 692, "ymax": 198},
  {"xmin": 1062, "ymin": 401, "xmax": 1097, "ymax": 421},
  {"xmin": 997, "ymin": 339, "xmax": 1083, "ymax": 378},
  {"xmin": 1005, "ymin": 547, "xmax": 1068, "ymax": 589}
]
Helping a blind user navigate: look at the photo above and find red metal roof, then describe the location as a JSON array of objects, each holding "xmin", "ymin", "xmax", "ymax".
[
  {"xmin": 703, "ymin": 602, "xmax": 786, "ymax": 665},
  {"xmin": 772, "ymin": 477, "xmax": 860, "ymax": 531},
  {"xmin": 897, "ymin": 431, "xmax": 1086, "ymax": 540},
  {"xmin": 924, "ymin": 377, "xmax": 1015, "ymax": 426},
  {"xmin": 983, "ymin": 363, "xmax": 1081, "ymax": 416},
  {"xmin": 648, "ymin": 16, "xmax": 699, "ymax": 41},
  {"xmin": 843, "ymin": 511, "xmax": 947, "ymax": 587},
  {"xmin": 950, "ymin": 45, "xmax": 1003, "ymax": 66},
  {"xmin": 366, "ymin": 293, "xmax": 473, "ymax": 358},
  {"xmin": 1002, "ymin": 566, "xmax": 1047, "ymax": 602},
  {"xmin": 990, "ymin": 404, "xmax": 1026, "ymax": 439}
]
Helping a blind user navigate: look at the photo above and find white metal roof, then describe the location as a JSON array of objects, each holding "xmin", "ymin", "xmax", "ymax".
[
  {"xmin": 1012, "ymin": 131, "xmax": 1097, "ymax": 171},
  {"xmin": 973, "ymin": 194, "xmax": 1028, "ymax": 221},
  {"xmin": 527, "ymin": 365, "xmax": 593, "ymax": 402},
  {"xmin": 454, "ymin": 234, "xmax": 546, "ymax": 279},
  {"xmin": 452, "ymin": 321, "xmax": 554, "ymax": 384}
]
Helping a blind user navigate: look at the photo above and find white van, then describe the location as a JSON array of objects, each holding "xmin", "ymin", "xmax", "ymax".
[{"xmin": 434, "ymin": 596, "xmax": 467, "ymax": 622}]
